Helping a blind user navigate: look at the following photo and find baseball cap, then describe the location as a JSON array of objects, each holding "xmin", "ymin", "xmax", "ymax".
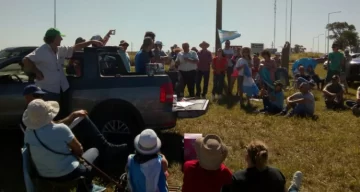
[
  {"xmin": 23, "ymin": 85, "xmax": 46, "ymax": 96},
  {"xmin": 155, "ymin": 41, "xmax": 163, "ymax": 46},
  {"xmin": 120, "ymin": 40, "xmax": 129, "ymax": 46},
  {"xmin": 45, "ymin": 28, "xmax": 65, "ymax": 38}
]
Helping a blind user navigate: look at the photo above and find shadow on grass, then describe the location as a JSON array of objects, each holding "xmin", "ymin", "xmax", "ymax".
[
  {"xmin": 157, "ymin": 131, "xmax": 184, "ymax": 166},
  {"xmin": 241, "ymin": 104, "xmax": 259, "ymax": 114},
  {"xmin": 217, "ymin": 95, "xmax": 240, "ymax": 109}
]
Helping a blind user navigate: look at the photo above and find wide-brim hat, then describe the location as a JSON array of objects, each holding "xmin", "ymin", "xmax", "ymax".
[
  {"xmin": 199, "ymin": 41, "xmax": 210, "ymax": 48},
  {"xmin": 195, "ymin": 134, "xmax": 228, "ymax": 170},
  {"xmin": 22, "ymin": 99, "xmax": 59, "ymax": 130},
  {"xmin": 134, "ymin": 129, "xmax": 162, "ymax": 155}
]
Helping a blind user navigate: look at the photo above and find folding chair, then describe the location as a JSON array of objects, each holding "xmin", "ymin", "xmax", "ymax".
[{"xmin": 23, "ymin": 143, "xmax": 85, "ymax": 192}]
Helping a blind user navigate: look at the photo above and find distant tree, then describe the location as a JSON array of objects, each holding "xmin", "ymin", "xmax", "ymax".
[
  {"xmin": 326, "ymin": 22, "xmax": 359, "ymax": 50},
  {"xmin": 293, "ymin": 44, "xmax": 306, "ymax": 53}
]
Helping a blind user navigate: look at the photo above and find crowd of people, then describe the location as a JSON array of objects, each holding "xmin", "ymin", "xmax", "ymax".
[{"xmin": 19, "ymin": 27, "xmax": 360, "ymax": 192}]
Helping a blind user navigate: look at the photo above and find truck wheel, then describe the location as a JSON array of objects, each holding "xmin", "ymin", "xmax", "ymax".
[{"xmin": 92, "ymin": 107, "xmax": 142, "ymax": 145}]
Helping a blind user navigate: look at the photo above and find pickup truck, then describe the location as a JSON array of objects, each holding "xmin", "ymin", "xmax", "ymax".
[{"xmin": 0, "ymin": 46, "xmax": 209, "ymax": 142}]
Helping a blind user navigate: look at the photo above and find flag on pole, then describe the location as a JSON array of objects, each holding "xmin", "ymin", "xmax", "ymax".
[{"xmin": 218, "ymin": 29, "xmax": 241, "ymax": 43}]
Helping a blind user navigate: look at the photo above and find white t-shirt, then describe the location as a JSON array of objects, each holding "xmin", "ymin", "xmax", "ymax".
[
  {"xmin": 176, "ymin": 51, "xmax": 199, "ymax": 71},
  {"xmin": 26, "ymin": 44, "xmax": 73, "ymax": 93},
  {"xmin": 357, "ymin": 86, "xmax": 360, "ymax": 100},
  {"xmin": 235, "ymin": 58, "xmax": 246, "ymax": 76},
  {"xmin": 223, "ymin": 48, "xmax": 234, "ymax": 67}
]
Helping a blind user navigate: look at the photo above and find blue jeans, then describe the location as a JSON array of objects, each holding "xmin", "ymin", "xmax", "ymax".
[
  {"xmin": 212, "ymin": 73, "xmax": 225, "ymax": 95},
  {"xmin": 262, "ymin": 97, "xmax": 282, "ymax": 114},
  {"xmin": 46, "ymin": 148, "xmax": 99, "ymax": 192},
  {"xmin": 345, "ymin": 100, "xmax": 357, "ymax": 108}
]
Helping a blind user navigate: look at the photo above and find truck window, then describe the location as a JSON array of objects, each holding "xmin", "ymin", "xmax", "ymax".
[
  {"xmin": 0, "ymin": 62, "xmax": 29, "ymax": 84},
  {"xmin": 98, "ymin": 52, "xmax": 127, "ymax": 76}
]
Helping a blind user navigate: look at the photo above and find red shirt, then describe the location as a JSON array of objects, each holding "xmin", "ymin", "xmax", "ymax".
[
  {"xmin": 212, "ymin": 57, "xmax": 227, "ymax": 74},
  {"xmin": 182, "ymin": 160, "xmax": 232, "ymax": 192}
]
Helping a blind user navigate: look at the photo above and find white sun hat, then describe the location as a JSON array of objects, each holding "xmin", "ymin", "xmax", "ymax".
[
  {"xmin": 134, "ymin": 129, "xmax": 162, "ymax": 155},
  {"xmin": 22, "ymin": 99, "xmax": 59, "ymax": 130}
]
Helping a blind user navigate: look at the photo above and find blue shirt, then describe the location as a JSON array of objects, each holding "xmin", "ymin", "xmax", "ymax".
[
  {"xmin": 270, "ymin": 91, "xmax": 284, "ymax": 109},
  {"xmin": 135, "ymin": 50, "xmax": 150, "ymax": 74},
  {"xmin": 24, "ymin": 123, "xmax": 79, "ymax": 177}
]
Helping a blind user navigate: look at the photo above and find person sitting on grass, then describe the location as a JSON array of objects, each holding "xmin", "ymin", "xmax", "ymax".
[
  {"xmin": 306, "ymin": 65, "xmax": 325, "ymax": 90},
  {"xmin": 23, "ymin": 99, "xmax": 106, "ymax": 192},
  {"xmin": 126, "ymin": 129, "xmax": 169, "ymax": 192},
  {"xmin": 345, "ymin": 86, "xmax": 360, "ymax": 116},
  {"xmin": 323, "ymin": 75, "xmax": 345, "ymax": 110},
  {"xmin": 294, "ymin": 65, "xmax": 315, "ymax": 88},
  {"xmin": 279, "ymin": 82, "xmax": 316, "ymax": 118},
  {"xmin": 182, "ymin": 134, "xmax": 232, "ymax": 192},
  {"xmin": 258, "ymin": 80, "xmax": 284, "ymax": 114},
  {"xmin": 221, "ymin": 140, "xmax": 303, "ymax": 192}
]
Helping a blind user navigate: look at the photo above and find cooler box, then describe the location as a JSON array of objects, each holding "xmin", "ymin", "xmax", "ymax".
[{"xmin": 183, "ymin": 133, "xmax": 203, "ymax": 162}]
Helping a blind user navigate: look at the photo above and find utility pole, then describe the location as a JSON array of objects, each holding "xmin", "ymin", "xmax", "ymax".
[
  {"xmin": 54, "ymin": 0, "xmax": 56, "ymax": 28},
  {"xmin": 285, "ymin": 0, "xmax": 288, "ymax": 41},
  {"xmin": 289, "ymin": 0, "xmax": 293, "ymax": 55},
  {"xmin": 274, "ymin": 0, "xmax": 277, "ymax": 48},
  {"xmin": 215, "ymin": 0, "xmax": 223, "ymax": 51}
]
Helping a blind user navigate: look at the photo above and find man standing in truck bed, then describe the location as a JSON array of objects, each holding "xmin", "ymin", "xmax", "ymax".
[{"xmin": 22, "ymin": 28, "xmax": 103, "ymax": 119}]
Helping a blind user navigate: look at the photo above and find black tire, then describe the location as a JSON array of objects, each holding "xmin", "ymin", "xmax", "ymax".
[{"xmin": 91, "ymin": 104, "xmax": 143, "ymax": 145}]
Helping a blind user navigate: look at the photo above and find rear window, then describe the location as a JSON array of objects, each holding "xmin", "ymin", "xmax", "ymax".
[
  {"xmin": 0, "ymin": 50, "xmax": 20, "ymax": 59},
  {"xmin": 98, "ymin": 52, "xmax": 127, "ymax": 76}
]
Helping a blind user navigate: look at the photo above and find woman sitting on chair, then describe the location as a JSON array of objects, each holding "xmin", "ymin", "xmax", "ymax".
[{"xmin": 23, "ymin": 99, "xmax": 106, "ymax": 192}]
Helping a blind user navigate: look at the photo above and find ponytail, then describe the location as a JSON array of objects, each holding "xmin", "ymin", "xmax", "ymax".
[{"xmin": 247, "ymin": 140, "xmax": 269, "ymax": 169}]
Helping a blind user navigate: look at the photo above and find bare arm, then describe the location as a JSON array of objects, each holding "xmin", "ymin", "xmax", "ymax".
[
  {"xmin": 55, "ymin": 110, "xmax": 88, "ymax": 126},
  {"xmin": 73, "ymin": 40, "xmax": 103, "ymax": 51},
  {"xmin": 22, "ymin": 57, "xmax": 43, "ymax": 80},
  {"xmin": 68, "ymin": 137, "xmax": 83, "ymax": 157}
]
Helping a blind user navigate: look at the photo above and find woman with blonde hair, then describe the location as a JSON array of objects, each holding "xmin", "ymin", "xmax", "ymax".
[
  {"xmin": 235, "ymin": 47, "xmax": 259, "ymax": 106},
  {"xmin": 221, "ymin": 140, "xmax": 303, "ymax": 192}
]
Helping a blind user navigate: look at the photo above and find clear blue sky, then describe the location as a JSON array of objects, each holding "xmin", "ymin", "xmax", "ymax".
[{"xmin": 1, "ymin": 0, "xmax": 359, "ymax": 53}]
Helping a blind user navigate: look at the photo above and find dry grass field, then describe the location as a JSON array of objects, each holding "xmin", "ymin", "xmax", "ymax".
[
  {"xmin": 93, "ymin": 52, "xmax": 360, "ymax": 192},
  {"xmin": 3, "ymin": 52, "xmax": 359, "ymax": 192},
  {"xmin": 159, "ymin": 52, "xmax": 360, "ymax": 192}
]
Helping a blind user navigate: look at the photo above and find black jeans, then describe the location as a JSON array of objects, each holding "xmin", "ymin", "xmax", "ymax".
[
  {"xmin": 262, "ymin": 96, "xmax": 282, "ymax": 114},
  {"xmin": 71, "ymin": 117, "xmax": 130, "ymax": 175},
  {"xmin": 179, "ymin": 70, "xmax": 196, "ymax": 97},
  {"xmin": 42, "ymin": 89, "xmax": 70, "ymax": 121},
  {"xmin": 212, "ymin": 73, "xmax": 225, "ymax": 95},
  {"xmin": 45, "ymin": 148, "xmax": 99, "ymax": 192},
  {"xmin": 311, "ymin": 74, "xmax": 325, "ymax": 89},
  {"xmin": 195, "ymin": 70, "xmax": 210, "ymax": 97}
]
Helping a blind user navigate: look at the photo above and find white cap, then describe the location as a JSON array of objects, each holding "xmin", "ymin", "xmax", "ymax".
[
  {"xmin": 155, "ymin": 41, "xmax": 163, "ymax": 46},
  {"xmin": 275, "ymin": 52, "xmax": 281, "ymax": 56}
]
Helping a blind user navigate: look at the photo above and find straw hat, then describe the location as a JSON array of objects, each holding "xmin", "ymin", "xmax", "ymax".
[
  {"xmin": 199, "ymin": 41, "xmax": 210, "ymax": 48},
  {"xmin": 22, "ymin": 99, "xmax": 59, "ymax": 129},
  {"xmin": 134, "ymin": 129, "xmax": 161, "ymax": 155},
  {"xmin": 195, "ymin": 134, "xmax": 228, "ymax": 170}
]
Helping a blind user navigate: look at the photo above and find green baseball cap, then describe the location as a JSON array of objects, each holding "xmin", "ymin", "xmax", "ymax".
[{"xmin": 44, "ymin": 28, "xmax": 65, "ymax": 37}]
